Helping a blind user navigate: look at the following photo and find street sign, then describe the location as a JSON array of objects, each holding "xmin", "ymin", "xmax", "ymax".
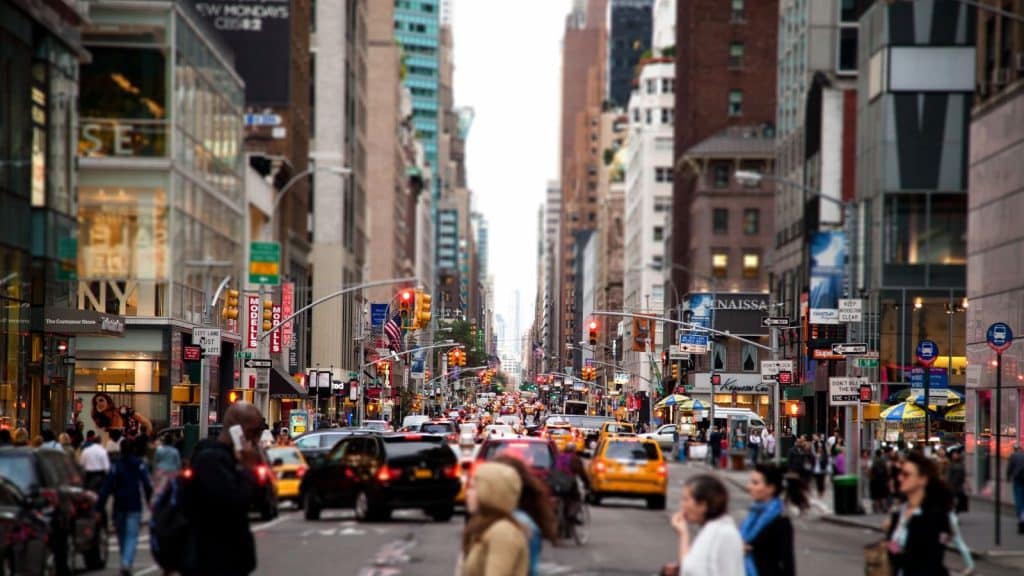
[
  {"xmin": 831, "ymin": 343, "xmax": 868, "ymax": 356},
  {"xmin": 838, "ymin": 311, "xmax": 862, "ymax": 323},
  {"xmin": 668, "ymin": 349, "xmax": 690, "ymax": 360},
  {"xmin": 838, "ymin": 299, "xmax": 862, "ymax": 311},
  {"xmin": 987, "ymin": 322, "xmax": 1014, "ymax": 353},
  {"xmin": 760, "ymin": 360, "xmax": 794, "ymax": 376},
  {"xmin": 248, "ymin": 241, "xmax": 281, "ymax": 285},
  {"xmin": 678, "ymin": 332, "xmax": 709, "ymax": 354},
  {"xmin": 761, "ymin": 317, "xmax": 790, "ymax": 327},
  {"xmin": 829, "ymin": 377, "xmax": 867, "ymax": 406},
  {"xmin": 243, "ymin": 358, "xmax": 272, "ymax": 369},
  {"xmin": 916, "ymin": 339, "xmax": 939, "ymax": 366},
  {"xmin": 194, "ymin": 328, "xmax": 222, "ymax": 356},
  {"xmin": 854, "ymin": 357, "xmax": 879, "ymax": 368}
]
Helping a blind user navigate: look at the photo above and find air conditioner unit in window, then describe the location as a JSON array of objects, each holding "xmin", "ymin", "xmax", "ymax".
[
  {"xmin": 992, "ymin": 68, "xmax": 1009, "ymax": 86},
  {"xmin": 1016, "ymin": 52, "xmax": 1024, "ymax": 73}
]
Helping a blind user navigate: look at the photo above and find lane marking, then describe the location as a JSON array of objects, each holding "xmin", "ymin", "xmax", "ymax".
[{"xmin": 252, "ymin": 514, "xmax": 292, "ymax": 532}]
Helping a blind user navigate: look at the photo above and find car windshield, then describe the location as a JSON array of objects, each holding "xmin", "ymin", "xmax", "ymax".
[
  {"xmin": 605, "ymin": 423, "xmax": 633, "ymax": 433},
  {"xmin": 482, "ymin": 441, "xmax": 552, "ymax": 469},
  {"xmin": 548, "ymin": 428, "xmax": 572, "ymax": 436},
  {"xmin": 364, "ymin": 421, "xmax": 390, "ymax": 431},
  {"xmin": 267, "ymin": 448, "xmax": 303, "ymax": 465},
  {"xmin": 420, "ymin": 423, "xmax": 454, "ymax": 434},
  {"xmin": 604, "ymin": 442, "xmax": 659, "ymax": 461},
  {"xmin": 383, "ymin": 439, "xmax": 446, "ymax": 459},
  {"xmin": 0, "ymin": 455, "xmax": 37, "ymax": 493}
]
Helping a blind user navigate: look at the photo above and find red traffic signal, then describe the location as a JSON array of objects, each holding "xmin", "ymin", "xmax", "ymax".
[
  {"xmin": 777, "ymin": 371, "xmax": 793, "ymax": 385},
  {"xmin": 710, "ymin": 373, "xmax": 721, "ymax": 387},
  {"xmin": 588, "ymin": 320, "xmax": 598, "ymax": 346}
]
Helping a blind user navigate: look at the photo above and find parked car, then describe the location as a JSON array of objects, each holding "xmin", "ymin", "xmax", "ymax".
[
  {"xmin": 0, "ymin": 447, "xmax": 109, "ymax": 574},
  {"xmin": 300, "ymin": 433, "xmax": 460, "ymax": 522},
  {"xmin": 0, "ymin": 475, "xmax": 54, "ymax": 575}
]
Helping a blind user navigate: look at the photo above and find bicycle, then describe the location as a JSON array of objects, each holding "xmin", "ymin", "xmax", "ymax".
[{"xmin": 554, "ymin": 479, "xmax": 591, "ymax": 545}]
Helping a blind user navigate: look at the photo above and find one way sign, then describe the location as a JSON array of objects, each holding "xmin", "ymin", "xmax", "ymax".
[
  {"xmin": 761, "ymin": 317, "xmax": 790, "ymax": 327},
  {"xmin": 244, "ymin": 358, "xmax": 272, "ymax": 369},
  {"xmin": 831, "ymin": 343, "xmax": 868, "ymax": 356}
]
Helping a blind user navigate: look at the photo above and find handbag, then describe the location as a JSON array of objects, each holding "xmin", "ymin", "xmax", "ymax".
[{"xmin": 863, "ymin": 540, "xmax": 890, "ymax": 576}]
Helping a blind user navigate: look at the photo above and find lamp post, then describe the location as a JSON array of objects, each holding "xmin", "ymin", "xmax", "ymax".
[
  {"xmin": 184, "ymin": 258, "xmax": 234, "ymax": 439},
  {"xmin": 266, "ymin": 165, "xmax": 351, "ymax": 241}
]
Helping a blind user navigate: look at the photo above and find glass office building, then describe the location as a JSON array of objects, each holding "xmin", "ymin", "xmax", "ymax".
[{"xmin": 74, "ymin": 1, "xmax": 245, "ymax": 432}]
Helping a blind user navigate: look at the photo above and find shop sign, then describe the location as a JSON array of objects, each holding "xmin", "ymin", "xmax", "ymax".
[
  {"xmin": 683, "ymin": 293, "xmax": 770, "ymax": 331},
  {"xmin": 289, "ymin": 410, "xmax": 309, "ymax": 436},
  {"xmin": 270, "ymin": 305, "xmax": 282, "ymax": 353},
  {"xmin": 43, "ymin": 308, "xmax": 125, "ymax": 335},
  {"xmin": 247, "ymin": 295, "xmax": 260, "ymax": 348},
  {"xmin": 281, "ymin": 283, "xmax": 294, "ymax": 346},
  {"xmin": 691, "ymin": 373, "xmax": 768, "ymax": 394},
  {"xmin": 79, "ymin": 121, "xmax": 167, "ymax": 158}
]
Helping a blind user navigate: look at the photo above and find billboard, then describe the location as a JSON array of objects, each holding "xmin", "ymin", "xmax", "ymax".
[
  {"xmin": 682, "ymin": 293, "xmax": 769, "ymax": 334},
  {"xmin": 190, "ymin": 0, "xmax": 292, "ymax": 105},
  {"xmin": 809, "ymin": 231, "xmax": 847, "ymax": 325}
]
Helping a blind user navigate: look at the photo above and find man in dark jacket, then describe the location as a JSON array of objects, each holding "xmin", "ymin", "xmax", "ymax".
[
  {"xmin": 97, "ymin": 437, "xmax": 153, "ymax": 576},
  {"xmin": 709, "ymin": 426, "xmax": 723, "ymax": 468},
  {"xmin": 183, "ymin": 402, "xmax": 263, "ymax": 576}
]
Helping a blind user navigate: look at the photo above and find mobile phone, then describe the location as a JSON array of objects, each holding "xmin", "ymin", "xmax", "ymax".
[{"xmin": 229, "ymin": 424, "xmax": 245, "ymax": 454}]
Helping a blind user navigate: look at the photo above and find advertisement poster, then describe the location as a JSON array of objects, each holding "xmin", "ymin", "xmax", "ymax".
[
  {"xmin": 247, "ymin": 294, "xmax": 260, "ymax": 348},
  {"xmin": 809, "ymin": 231, "xmax": 847, "ymax": 325},
  {"xmin": 281, "ymin": 282, "xmax": 294, "ymax": 347}
]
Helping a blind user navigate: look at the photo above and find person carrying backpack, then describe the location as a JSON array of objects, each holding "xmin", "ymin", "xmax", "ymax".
[{"xmin": 97, "ymin": 437, "xmax": 153, "ymax": 576}]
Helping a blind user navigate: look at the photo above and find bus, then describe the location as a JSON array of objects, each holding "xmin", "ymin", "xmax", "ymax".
[{"xmin": 563, "ymin": 400, "xmax": 588, "ymax": 415}]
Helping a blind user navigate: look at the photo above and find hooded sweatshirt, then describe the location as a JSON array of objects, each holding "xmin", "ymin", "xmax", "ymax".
[{"xmin": 461, "ymin": 462, "xmax": 529, "ymax": 576}]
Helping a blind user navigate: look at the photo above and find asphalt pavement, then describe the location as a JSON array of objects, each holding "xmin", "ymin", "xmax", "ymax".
[{"xmin": 93, "ymin": 461, "xmax": 1024, "ymax": 575}]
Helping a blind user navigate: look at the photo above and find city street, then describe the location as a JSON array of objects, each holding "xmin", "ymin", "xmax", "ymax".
[{"xmin": 92, "ymin": 462, "xmax": 1023, "ymax": 576}]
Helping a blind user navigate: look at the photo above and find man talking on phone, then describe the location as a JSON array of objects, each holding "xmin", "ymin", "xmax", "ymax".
[{"xmin": 183, "ymin": 402, "xmax": 263, "ymax": 576}]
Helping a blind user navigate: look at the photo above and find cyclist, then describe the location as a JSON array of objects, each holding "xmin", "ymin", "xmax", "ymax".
[{"xmin": 553, "ymin": 442, "xmax": 590, "ymax": 525}]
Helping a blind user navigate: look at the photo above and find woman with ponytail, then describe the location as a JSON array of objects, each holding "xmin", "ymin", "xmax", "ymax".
[{"xmin": 740, "ymin": 464, "xmax": 805, "ymax": 576}]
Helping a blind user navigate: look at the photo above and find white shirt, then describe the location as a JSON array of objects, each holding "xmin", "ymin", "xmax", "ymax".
[
  {"xmin": 765, "ymin": 432, "xmax": 776, "ymax": 453},
  {"xmin": 681, "ymin": 515, "xmax": 745, "ymax": 576},
  {"xmin": 79, "ymin": 443, "xmax": 111, "ymax": 472}
]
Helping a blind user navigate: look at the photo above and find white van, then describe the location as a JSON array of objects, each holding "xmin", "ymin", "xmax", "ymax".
[
  {"xmin": 401, "ymin": 414, "xmax": 431, "ymax": 431},
  {"xmin": 710, "ymin": 407, "xmax": 767, "ymax": 432}
]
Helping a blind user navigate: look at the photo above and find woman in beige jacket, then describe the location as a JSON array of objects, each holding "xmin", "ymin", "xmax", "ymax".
[{"xmin": 460, "ymin": 461, "xmax": 529, "ymax": 576}]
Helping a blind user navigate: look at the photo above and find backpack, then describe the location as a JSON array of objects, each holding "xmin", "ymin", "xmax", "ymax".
[{"xmin": 149, "ymin": 476, "xmax": 189, "ymax": 570}]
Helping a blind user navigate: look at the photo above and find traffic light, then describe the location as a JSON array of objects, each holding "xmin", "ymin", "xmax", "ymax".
[
  {"xmin": 262, "ymin": 299, "xmax": 274, "ymax": 331},
  {"xmin": 228, "ymin": 389, "xmax": 253, "ymax": 404},
  {"xmin": 413, "ymin": 290, "xmax": 432, "ymax": 329},
  {"xmin": 447, "ymin": 350, "xmax": 455, "ymax": 367},
  {"xmin": 398, "ymin": 289, "xmax": 414, "ymax": 327},
  {"xmin": 457, "ymin": 348, "xmax": 466, "ymax": 367},
  {"xmin": 588, "ymin": 320, "xmax": 598, "ymax": 346},
  {"xmin": 710, "ymin": 373, "xmax": 721, "ymax": 388},
  {"xmin": 222, "ymin": 289, "xmax": 240, "ymax": 320},
  {"xmin": 785, "ymin": 400, "xmax": 804, "ymax": 417},
  {"xmin": 671, "ymin": 363, "xmax": 679, "ymax": 381}
]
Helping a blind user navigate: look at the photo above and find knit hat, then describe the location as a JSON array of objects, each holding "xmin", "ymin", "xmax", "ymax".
[{"xmin": 472, "ymin": 461, "xmax": 522, "ymax": 514}]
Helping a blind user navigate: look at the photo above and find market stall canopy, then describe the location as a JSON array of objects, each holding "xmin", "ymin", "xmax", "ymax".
[
  {"xmin": 880, "ymin": 401, "xmax": 929, "ymax": 423},
  {"xmin": 945, "ymin": 403, "xmax": 966, "ymax": 423},
  {"xmin": 655, "ymin": 394, "xmax": 691, "ymax": 408},
  {"xmin": 911, "ymin": 389, "xmax": 963, "ymax": 409}
]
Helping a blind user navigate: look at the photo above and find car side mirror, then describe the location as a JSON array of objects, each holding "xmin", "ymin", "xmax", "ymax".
[{"xmin": 272, "ymin": 458, "xmax": 284, "ymax": 467}]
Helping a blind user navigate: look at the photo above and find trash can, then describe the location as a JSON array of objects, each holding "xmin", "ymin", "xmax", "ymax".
[{"xmin": 833, "ymin": 475, "xmax": 860, "ymax": 515}]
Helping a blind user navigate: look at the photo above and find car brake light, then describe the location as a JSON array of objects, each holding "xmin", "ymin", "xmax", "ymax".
[
  {"xmin": 39, "ymin": 488, "xmax": 59, "ymax": 507},
  {"xmin": 594, "ymin": 460, "xmax": 607, "ymax": 474},
  {"xmin": 443, "ymin": 464, "xmax": 459, "ymax": 479},
  {"xmin": 256, "ymin": 464, "xmax": 269, "ymax": 484},
  {"xmin": 296, "ymin": 466, "xmax": 307, "ymax": 478},
  {"xmin": 181, "ymin": 468, "xmax": 193, "ymax": 480},
  {"xmin": 404, "ymin": 434, "xmax": 422, "ymax": 440},
  {"xmin": 656, "ymin": 463, "xmax": 667, "ymax": 477},
  {"xmin": 376, "ymin": 465, "xmax": 394, "ymax": 482}
]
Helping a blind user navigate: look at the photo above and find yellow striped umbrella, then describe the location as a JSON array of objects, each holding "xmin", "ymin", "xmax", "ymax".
[
  {"xmin": 880, "ymin": 401, "xmax": 928, "ymax": 423},
  {"xmin": 945, "ymin": 403, "xmax": 966, "ymax": 423}
]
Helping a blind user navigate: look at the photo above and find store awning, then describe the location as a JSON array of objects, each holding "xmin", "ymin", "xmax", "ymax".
[{"xmin": 270, "ymin": 367, "xmax": 306, "ymax": 399}]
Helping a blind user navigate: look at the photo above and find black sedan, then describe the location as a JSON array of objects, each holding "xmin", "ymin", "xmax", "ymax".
[
  {"xmin": 0, "ymin": 476, "xmax": 54, "ymax": 575},
  {"xmin": 300, "ymin": 433, "xmax": 460, "ymax": 522},
  {"xmin": 293, "ymin": 429, "xmax": 370, "ymax": 467}
]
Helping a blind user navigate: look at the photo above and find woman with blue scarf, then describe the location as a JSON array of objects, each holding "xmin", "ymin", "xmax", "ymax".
[{"xmin": 741, "ymin": 464, "xmax": 805, "ymax": 576}]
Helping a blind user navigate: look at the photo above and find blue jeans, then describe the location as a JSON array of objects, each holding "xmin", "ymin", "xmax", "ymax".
[
  {"xmin": 1014, "ymin": 481, "xmax": 1024, "ymax": 522},
  {"xmin": 114, "ymin": 511, "xmax": 142, "ymax": 570}
]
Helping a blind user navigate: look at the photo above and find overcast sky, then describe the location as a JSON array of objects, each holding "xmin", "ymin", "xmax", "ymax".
[{"xmin": 454, "ymin": 0, "xmax": 571, "ymax": 357}]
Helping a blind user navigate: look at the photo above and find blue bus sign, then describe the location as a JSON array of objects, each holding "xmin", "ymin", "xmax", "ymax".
[
  {"xmin": 987, "ymin": 322, "xmax": 1014, "ymax": 353},
  {"xmin": 916, "ymin": 339, "xmax": 938, "ymax": 367}
]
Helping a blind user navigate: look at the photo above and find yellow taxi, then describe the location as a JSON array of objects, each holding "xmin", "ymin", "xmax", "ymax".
[
  {"xmin": 588, "ymin": 437, "xmax": 667, "ymax": 510},
  {"xmin": 454, "ymin": 457, "xmax": 473, "ymax": 505},
  {"xmin": 544, "ymin": 424, "xmax": 576, "ymax": 452},
  {"xmin": 597, "ymin": 421, "xmax": 635, "ymax": 446},
  {"xmin": 266, "ymin": 446, "xmax": 308, "ymax": 503}
]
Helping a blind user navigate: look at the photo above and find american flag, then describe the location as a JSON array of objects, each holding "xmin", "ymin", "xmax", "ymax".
[{"xmin": 384, "ymin": 313, "xmax": 403, "ymax": 353}]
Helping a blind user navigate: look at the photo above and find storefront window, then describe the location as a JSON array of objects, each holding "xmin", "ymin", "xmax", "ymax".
[
  {"xmin": 79, "ymin": 46, "xmax": 167, "ymax": 157},
  {"xmin": 74, "ymin": 359, "xmax": 168, "ymax": 434},
  {"xmin": 883, "ymin": 193, "xmax": 967, "ymax": 266}
]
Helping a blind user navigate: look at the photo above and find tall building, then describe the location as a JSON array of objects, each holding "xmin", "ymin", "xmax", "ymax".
[
  {"xmin": 74, "ymin": 1, "xmax": 246, "ymax": 432},
  {"xmin": 559, "ymin": 0, "xmax": 607, "ymax": 368},
  {"xmin": 606, "ymin": 0, "xmax": 654, "ymax": 108},
  {"xmin": 311, "ymin": 0, "xmax": 367, "ymax": 379},
  {"xmin": 1, "ymin": 0, "xmax": 88, "ymax": 434},
  {"xmin": 541, "ymin": 181, "xmax": 562, "ymax": 372},
  {"xmin": 856, "ymin": 0, "xmax": 972, "ymax": 436},
  {"xmin": 967, "ymin": 0, "xmax": 1024, "ymax": 501},
  {"xmin": 622, "ymin": 57, "xmax": 674, "ymax": 410},
  {"xmin": 595, "ymin": 111, "xmax": 628, "ymax": 375},
  {"xmin": 771, "ymin": 1, "xmax": 861, "ymax": 410},
  {"xmin": 395, "ymin": 0, "xmax": 441, "ymax": 179}
]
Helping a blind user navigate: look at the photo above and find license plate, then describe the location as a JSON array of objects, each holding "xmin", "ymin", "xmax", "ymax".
[{"xmin": 414, "ymin": 469, "xmax": 433, "ymax": 479}]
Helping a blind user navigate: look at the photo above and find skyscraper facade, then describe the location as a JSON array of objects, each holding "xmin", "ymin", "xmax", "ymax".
[{"xmin": 606, "ymin": 0, "xmax": 654, "ymax": 108}]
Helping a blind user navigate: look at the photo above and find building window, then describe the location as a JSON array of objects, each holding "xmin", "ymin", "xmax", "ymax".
[
  {"xmin": 646, "ymin": 79, "xmax": 657, "ymax": 94},
  {"xmin": 653, "ymin": 226, "xmax": 664, "ymax": 242},
  {"xmin": 837, "ymin": 28, "xmax": 858, "ymax": 74},
  {"xmin": 743, "ymin": 252, "xmax": 760, "ymax": 278},
  {"xmin": 662, "ymin": 78, "xmax": 674, "ymax": 93},
  {"xmin": 661, "ymin": 108, "xmax": 673, "ymax": 124},
  {"xmin": 731, "ymin": 0, "xmax": 745, "ymax": 22},
  {"xmin": 712, "ymin": 208, "xmax": 729, "ymax": 234},
  {"xmin": 712, "ymin": 251, "xmax": 729, "ymax": 278},
  {"xmin": 729, "ymin": 43, "xmax": 745, "ymax": 69},
  {"xmin": 712, "ymin": 164, "xmax": 730, "ymax": 187},
  {"xmin": 743, "ymin": 209, "xmax": 760, "ymax": 235},
  {"xmin": 645, "ymin": 108, "xmax": 653, "ymax": 124},
  {"xmin": 632, "ymin": 107, "xmax": 640, "ymax": 123},
  {"xmin": 655, "ymin": 167, "xmax": 673, "ymax": 183},
  {"xmin": 728, "ymin": 90, "xmax": 743, "ymax": 117},
  {"xmin": 712, "ymin": 343, "xmax": 727, "ymax": 370},
  {"xmin": 741, "ymin": 344, "xmax": 757, "ymax": 372}
]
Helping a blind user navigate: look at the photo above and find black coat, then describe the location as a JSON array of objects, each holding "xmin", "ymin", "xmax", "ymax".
[
  {"xmin": 749, "ymin": 515, "xmax": 795, "ymax": 576},
  {"xmin": 885, "ymin": 507, "xmax": 950, "ymax": 576}
]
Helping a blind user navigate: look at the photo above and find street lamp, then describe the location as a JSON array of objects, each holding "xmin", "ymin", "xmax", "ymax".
[{"xmin": 266, "ymin": 165, "xmax": 352, "ymax": 240}]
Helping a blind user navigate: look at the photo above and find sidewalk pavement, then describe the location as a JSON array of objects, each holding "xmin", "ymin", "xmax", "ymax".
[{"xmin": 681, "ymin": 460, "xmax": 1024, "ymax": 564}]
